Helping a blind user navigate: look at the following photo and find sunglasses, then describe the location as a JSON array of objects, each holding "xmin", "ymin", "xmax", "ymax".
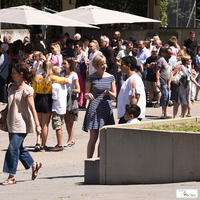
[
  {"xmin": 62, "ymin": 62, "xmax": 67, "ymax": 65},
  {"xmin": 152, "ymin": 51, "xmax": 158, "ymax": 53},
  {"xmin": 74, "ymin": 46, "xmax": 79, "ymax": 48},
  {"xmin": 89, "ymin": 46, "xmax": 93, "ymax": 48}
]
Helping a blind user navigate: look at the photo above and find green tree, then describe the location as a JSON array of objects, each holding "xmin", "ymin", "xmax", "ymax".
[
  {"xmin": 159, "ymin": 0, "xmax": 168, "ymax": 27},
  {"xmin": 1, "ymin": 0, "xmax": 62, "ymax": 12}
]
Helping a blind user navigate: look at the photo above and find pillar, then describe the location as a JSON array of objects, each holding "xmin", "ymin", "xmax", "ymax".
[
  {"xmin": 62, "ymin": 0, "xmax": 76, "ymax": 37},
  {"xmin": 147, "ymin": 0, "xmax": 160, "ymax": 29}
]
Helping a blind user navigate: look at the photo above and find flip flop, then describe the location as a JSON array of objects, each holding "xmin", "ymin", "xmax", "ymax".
[
  {"xmin": 32, "ymin": 162, "xmax": 42, "ymax": 180},
  {"xmin": 2, "ymin": 178, "xmax": 16, "ymax": 186}
]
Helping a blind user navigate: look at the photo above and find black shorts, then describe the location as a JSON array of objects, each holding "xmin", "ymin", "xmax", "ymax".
[{"xmin": 35, "ymin": 94, "xmax": 52, "ymax": 113}]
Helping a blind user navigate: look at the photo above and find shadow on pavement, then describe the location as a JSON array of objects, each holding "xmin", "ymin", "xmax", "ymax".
[{"xmin": 39, "ymin": 175, "xmax": 84, "ymax": 180}]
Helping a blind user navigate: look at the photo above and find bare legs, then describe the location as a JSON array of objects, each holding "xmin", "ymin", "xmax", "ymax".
[
  {"xmin": 181, "ymin": 104, "xmax": 188, "ymax": 118},
  {"xmin": 157, "ymin": 91, "xmax": 161, "ymax": 104},
  {"xmin": 173, "ymin": 102, "xmax": 180, "ymax": 118},
  {"xmin": 56, "ymin": 129, "xmax": 63, "ymax": 146},
  {"xmin": 161, "ymin": 105, "xmax": 170, "ymax": 116},
  {"xmin": 87, "ymin": 129, "xmax": 99, "ymax": 158},
  {"xmin": 37, "ymin": 113, "xmax": 51, "ymax": 148},
  {"xmin": 64, "ymin": 112, "xmax": 74, "ymax": 144}
]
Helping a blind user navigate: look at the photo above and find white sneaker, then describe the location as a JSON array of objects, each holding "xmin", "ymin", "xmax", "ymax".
[{"xmin": 64, "ymin": 142, "xmax": 75, "ymax": 149}]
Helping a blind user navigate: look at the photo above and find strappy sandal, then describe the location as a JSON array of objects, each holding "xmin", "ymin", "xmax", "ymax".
[
  {"xmin": 2, "ymin": 178, "xmax": 16, "ymax": 185},
  {"xmin": 32, "ymin": 162, "xmax": 42, "ymax": 180}
]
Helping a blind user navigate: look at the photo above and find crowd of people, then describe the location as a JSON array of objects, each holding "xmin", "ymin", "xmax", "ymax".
[{"xmin": 0, "ymin": 29, "xmax": 200, "ymax": 185}]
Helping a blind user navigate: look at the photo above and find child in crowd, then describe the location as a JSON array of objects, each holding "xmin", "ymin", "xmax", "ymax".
[
  {"xmin": 50, "ymin": 66, "xmax": 68, "ymax": 151},
  {"xmin": 124, "ymin": 104, "xmax": 141, "ymax": 124},
  {"xmin": 50, "ymin": 43, "xmax": 63, "ymax": 69},
  {"xmin": 32, "ymin": 51, "xmax": 44, "ymax": 75}
]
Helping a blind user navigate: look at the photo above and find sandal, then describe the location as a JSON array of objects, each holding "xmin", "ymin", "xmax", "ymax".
[
  {"xmin": 32, "ymin": 162, "xmax": 42, "ymax": 180},
  {"xmin": 35, "ymin": 143, "xmax": 41, "ymax": 151},
  {"xmin": 2, "ymin": 178, "xmax": 16, "ymax": 186}
]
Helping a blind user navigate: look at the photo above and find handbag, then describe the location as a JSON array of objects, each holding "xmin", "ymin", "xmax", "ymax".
[
  {"xmin": 0, "ymin": 105, "xmax": 8, "ymax": 132},
  {"xmin": 171, "ymin": 70, "xmax": 184, "ymax": 85},
  {"xmin": 0, "ymin": 83, "xmax": 13, "ymax": 132},
  {"xmin": 0, "ymin": 61, "xmax": 8, "ymax": 78}
]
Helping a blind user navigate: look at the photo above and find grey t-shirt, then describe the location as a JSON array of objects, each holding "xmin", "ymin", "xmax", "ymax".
[{"xmin": 157, "ymin": 57, "xmax": 173, "ymax": 85}]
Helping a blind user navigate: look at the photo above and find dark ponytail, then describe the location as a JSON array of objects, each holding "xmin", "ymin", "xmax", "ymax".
[{"xmin": 13, "ymin": 63, "xmax": 35, "ymax": 84}]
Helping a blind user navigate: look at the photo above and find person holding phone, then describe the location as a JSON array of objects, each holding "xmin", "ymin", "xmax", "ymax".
[{"xmin": 144, "ymin": 47, "xmax": 161, "ymax": 108}]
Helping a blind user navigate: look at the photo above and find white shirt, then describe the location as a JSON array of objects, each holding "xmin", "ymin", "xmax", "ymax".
[
  {"xmin": 60, "ymin": 71, "xmax": 78, "ymax": 89},
  {"xmin": 52, "ymin": 83, "xmax": 67, "ymax": 115},
  {"xmin": 127, "ymin": 118, "xmax": 140, "ymax": 124},
  {"xmin": 117, "ymin": 74, "xmax": 146, "ymax": 119},
  {"xmin": 89, "ymin": 51, "xmax": 102, "ymax": 75},
  {"xmin": 33, "ymin": 60, "xmax": 44, "ymax": 75}
]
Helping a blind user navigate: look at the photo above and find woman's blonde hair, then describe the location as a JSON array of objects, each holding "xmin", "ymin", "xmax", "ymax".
[
  {"xmin": 92, "ymin": 54, "xmax": 106, "ymax": 69},
  {"xmin": 181, "ymin": 53, "xmax": 191, "ymax": 65},
  {"xmin": 177, "ymin": 50, "xmax": 185, "ymax": 62},
  {"xmin": 33, "ymin": 51, "xmax": 43, "ymax": 69},
  {"xmin": 42, "ymin": 60, "xmax": 53, "ymax": 84},
  {"xmin": 50, "ymin": 43, "xmax": 61, "ymax": 55}
]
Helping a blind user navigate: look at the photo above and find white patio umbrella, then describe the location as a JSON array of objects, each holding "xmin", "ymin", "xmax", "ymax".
[
  {"xmin": 0, "ymin": 5, "xmax": 98, "ymax": 28},
  {"xmin": 56, "ymin": 5, "xmax": 161, "ymax": 25}
]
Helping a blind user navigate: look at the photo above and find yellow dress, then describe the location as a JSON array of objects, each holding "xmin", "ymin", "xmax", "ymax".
[{"xmin": 32, "ymin": 75, "xmax": 69, "ymax": 94}]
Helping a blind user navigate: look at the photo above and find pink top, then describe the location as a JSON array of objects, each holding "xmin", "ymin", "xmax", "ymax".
[{"xmin": 51, "ymin": 54, "xmax": 62, "ymax": 68}]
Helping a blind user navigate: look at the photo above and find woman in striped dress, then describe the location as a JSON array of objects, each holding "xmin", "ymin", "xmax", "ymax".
[{"xmin": 82, "ymin": 54, "xmax": 116, "ymax": 158}]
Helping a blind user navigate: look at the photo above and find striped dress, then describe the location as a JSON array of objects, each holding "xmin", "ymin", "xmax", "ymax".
[{"xmin": 82, "ymin": 75, "xmax": 115, "ymax": 132}]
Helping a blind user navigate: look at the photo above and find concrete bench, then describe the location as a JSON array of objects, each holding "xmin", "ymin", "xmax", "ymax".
[{"xmin": 85, "ymin": 117, "xmax": 200, "ymax": 184}]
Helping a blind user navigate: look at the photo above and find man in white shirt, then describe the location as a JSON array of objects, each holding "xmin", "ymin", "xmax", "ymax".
[{"xmin": 88, "ymin": 40, "xmax": 102, "ymax": 75}]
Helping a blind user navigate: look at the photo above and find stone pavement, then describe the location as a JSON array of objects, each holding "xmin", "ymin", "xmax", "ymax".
[{"xmin": 1, "ymin": 100, "xmax": 200, "ymax": 200}]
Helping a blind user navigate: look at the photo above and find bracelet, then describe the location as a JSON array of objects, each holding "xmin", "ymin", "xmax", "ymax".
[{"xmin": 36, "ymin": 124, "xmax": 40, "ymax": 127}]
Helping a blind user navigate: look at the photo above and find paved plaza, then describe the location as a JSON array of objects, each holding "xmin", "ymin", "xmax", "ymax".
[{"xmin": 1, "ymin": 100, "xmax": 200, "ymax": 200}]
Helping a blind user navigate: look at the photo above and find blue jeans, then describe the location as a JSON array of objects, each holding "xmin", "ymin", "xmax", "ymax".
[
  {"xmin": 160, "ymin": 84, "xmax": 169, "ymax": 106},
  {"xmin": 3, "ymin": 133, "xmax": 34, "ymax": 175}
]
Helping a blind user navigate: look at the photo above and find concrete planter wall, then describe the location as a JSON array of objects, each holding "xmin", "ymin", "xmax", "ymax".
[{"xmin": 85, "ymin": 117, "xmax": 200, "ymax": 184}]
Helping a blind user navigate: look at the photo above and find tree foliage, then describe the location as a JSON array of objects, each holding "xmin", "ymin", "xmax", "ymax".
[
  {"xmin": 159, "ymin": 0, "xmax": 168, "ymax": 27},
  {"xmin": 1, "ymin": 0, "xmax": 62, "ymax": 12}
]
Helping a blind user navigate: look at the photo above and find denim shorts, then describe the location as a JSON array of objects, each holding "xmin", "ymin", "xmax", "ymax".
[{"xmin": 160, "ymin": 84, "xmax": 169, "ymax": 106}]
